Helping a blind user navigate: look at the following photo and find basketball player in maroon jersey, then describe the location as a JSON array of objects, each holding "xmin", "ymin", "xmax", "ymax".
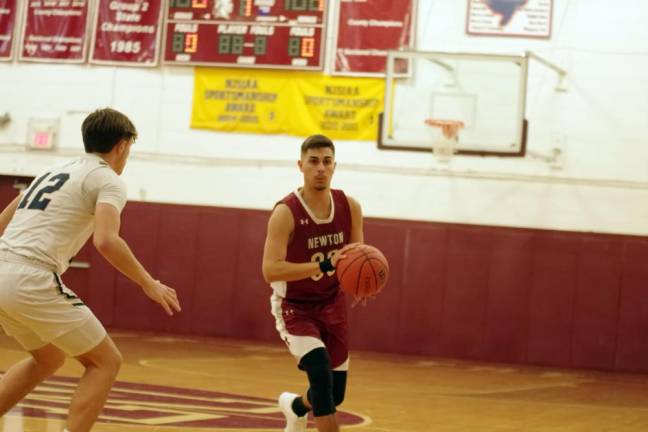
[{"xmin": 262, "ymin": 135, "xmax": 363, "ymax": 432}]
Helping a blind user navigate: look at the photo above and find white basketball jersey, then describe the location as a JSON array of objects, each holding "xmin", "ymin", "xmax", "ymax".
[{"xmin": 0, "ymin": 154, "xmax": 127, "ymax": 274}]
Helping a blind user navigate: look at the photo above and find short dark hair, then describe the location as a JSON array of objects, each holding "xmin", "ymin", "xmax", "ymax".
[
  {"xmin": 82, "ymin": 108, "xmax": 138, "ymax": 153},
  {"xmin": 300, "ymin": 134, "xmax": 335, "ymax": 155}
]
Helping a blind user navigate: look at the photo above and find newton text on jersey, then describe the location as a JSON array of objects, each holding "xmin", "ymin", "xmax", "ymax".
[{"xmin": 307, "ymin": 232, "xmax": 344, "ymax": 250}]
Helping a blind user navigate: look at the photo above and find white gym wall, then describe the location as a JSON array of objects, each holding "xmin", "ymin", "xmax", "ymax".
[{"xmin": 0, "ymin": 0, "xmax": 647, "ymax": 235}]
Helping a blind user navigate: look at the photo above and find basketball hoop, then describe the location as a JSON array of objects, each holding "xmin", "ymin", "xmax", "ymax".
[{"xmin": 424, "ymin": 119, "xmax": 464, "ymax": 162}]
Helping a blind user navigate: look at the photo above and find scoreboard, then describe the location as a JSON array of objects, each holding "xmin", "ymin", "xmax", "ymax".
[{"xmin": 164, "ymin": 0, "xmax": 326, "ymax": 69}]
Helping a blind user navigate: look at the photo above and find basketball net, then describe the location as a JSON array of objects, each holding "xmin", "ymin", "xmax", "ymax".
[{"xmin": 424, "ymin": 119, "xmax": 465, "ymax": 163}]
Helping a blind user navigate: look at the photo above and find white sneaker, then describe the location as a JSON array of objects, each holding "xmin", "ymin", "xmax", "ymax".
[{"xmin": 278, "ymin": 392, "xmax": 308, "ymax": 432}]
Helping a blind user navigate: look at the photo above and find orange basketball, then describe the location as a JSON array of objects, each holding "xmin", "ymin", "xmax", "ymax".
[{"xmin": 336, "ymin": 244, "xmax": 389, "ymax": 298}]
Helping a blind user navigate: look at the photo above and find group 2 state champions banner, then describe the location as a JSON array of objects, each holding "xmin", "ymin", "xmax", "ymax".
[{"xmin": 192, "ymin": 68, "xmax": 384, "ymax": 141}]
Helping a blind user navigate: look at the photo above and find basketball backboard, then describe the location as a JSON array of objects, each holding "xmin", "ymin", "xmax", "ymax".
[{"xmin": 379, "ymin": 50, "xmax": 529, "ymax": 157}]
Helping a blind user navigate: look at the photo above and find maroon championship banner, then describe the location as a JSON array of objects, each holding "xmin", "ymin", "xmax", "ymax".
[
  {"xmin": 334, "ymin": 0, "xmax": 415, "ymax": 75},
  {"xmin": 163, "ymin": 0, "xmax": 326, "ymax": 70},
  {"xmin": 19, "ymin": 0, "xmax": 90, "ymax": 63},
  {"xmin": 90, "ymin": 0, "xmax": 164, "ymax": 66},
  {"xmin": 0, "ymin": 0, "xmax": 17, "ymax": 60}
]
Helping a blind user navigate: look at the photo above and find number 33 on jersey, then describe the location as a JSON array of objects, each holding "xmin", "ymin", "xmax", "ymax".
[{"xmin": 310, "ymin": 249, "xmax": 338, "ymax": 281}]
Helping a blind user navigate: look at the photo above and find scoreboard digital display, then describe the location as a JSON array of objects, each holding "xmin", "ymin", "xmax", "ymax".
[{"xmin": 163, "ymin": 0, "xmax": 326, "ymax": 69}]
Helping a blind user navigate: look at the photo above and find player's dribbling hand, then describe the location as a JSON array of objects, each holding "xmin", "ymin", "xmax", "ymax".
[{"xmin": 143, "ymin": 280, "xmax": 181, "ymax": 316}]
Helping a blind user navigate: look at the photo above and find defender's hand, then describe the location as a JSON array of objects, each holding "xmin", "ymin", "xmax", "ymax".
[{"xmin": 143, "ymin": 280, "xmax": 181, "ymax": 316}]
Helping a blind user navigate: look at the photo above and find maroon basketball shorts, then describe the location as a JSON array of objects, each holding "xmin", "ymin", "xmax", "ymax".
[{"xmin": 270, "ymin": 290, "xmax": 349, "ymax": 370}]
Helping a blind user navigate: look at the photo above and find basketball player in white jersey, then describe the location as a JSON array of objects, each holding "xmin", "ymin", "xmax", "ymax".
[{"xmin": 0, "ymin": 108, "xmax": 181, "ymax": 432}]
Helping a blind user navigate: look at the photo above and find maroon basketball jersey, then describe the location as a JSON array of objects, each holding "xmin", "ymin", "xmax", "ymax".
[{"xmin": 275, "ymin": 189, "xmax": 352, "ymax": 303}]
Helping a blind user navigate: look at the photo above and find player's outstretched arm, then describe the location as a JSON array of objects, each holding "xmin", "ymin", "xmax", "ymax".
[
  {"xmin": 93, "ymin": 203, "xmax": 181, "ymax": 316},
  {"xmin": 0, "ymin": 194, "xmax": 21, "ymax": 237},
  {"xmin": 262, "ymin": 204, "xmax": 326, "ymax": 283}
]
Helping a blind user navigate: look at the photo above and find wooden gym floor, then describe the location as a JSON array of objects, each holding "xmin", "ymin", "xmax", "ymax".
[{"xmin": 1, "ymin": 331, "xmax": 648, "ymax": 431}]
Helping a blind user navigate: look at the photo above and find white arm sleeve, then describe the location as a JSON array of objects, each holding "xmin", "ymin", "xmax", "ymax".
[{"xmin": 83, "ymin": 167, "xmax": 127, "ymax": 213}]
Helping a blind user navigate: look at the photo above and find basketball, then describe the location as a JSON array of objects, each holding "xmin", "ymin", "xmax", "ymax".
[{"xmin": 336, "ymin": 244, "xmax": 389, "ymax": 298}]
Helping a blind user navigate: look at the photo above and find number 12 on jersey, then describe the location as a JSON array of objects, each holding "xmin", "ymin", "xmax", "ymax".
[{"xmin": 18, "ymin": 172, "xmax": 70, "ymax": 211}]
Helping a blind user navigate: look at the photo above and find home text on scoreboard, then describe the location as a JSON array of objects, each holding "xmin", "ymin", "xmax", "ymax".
[{"xmin": 164, "ymin": 0, "xmax": 326, "ymax": 70}]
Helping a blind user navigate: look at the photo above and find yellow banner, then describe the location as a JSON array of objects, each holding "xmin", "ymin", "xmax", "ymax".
[
  {"xmin": 192, "ymin": 68, "xmax": 384, "ymax": 141},
  {"xmin": 191, "ymin": 68, "xmax": 290, "ymax": 134},
  {"xmin": 287, "ymin": 72, "xmax": 385, "ymax": 140}
]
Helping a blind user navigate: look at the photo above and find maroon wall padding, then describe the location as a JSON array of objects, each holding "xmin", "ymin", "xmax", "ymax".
[
  {"xmin": 616, "ymin": 240, "xmax": 648, "ymax": 371},
  {"xmin": 483, "ymin": 230, "xmax": 533, "ymax": 363},
  {"xmin": 527, "ymin": 235, "xmax": 579, "ymax": 367},
  {"xmin": 571, "ymin": 238, "xmax": 622, "ymax": 370},
  {"xmin": 86, "ymin": 242, "xmax": 117, "ymax": 325},
  {"xmin": 2, "ymin": 175, "xmax": 648, "ymax": 373},
  {"xmin": 397, "ymin": 225, "xmax": 447, "ymax": 357},
  {"xmin": 349, "ymin": 221, "xmax": 406, "ymax": 353},
  {"xmin": 231, "ymin": 211, "xmax": 277, "ymax": 342},
  {"xmin": 113, "ymin": 203, "xmax": 163, "ymax": 330},
  {"xmin": 155, "ymin": 206, "xmax": 200, "ymax": 333},
  {"xmin": 441, "ymin": 228, "xmax": 492, "ymax": 359},
  {"xmin": 191, "ymin": 209, "xmax": 240, "ymax": 336}
]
